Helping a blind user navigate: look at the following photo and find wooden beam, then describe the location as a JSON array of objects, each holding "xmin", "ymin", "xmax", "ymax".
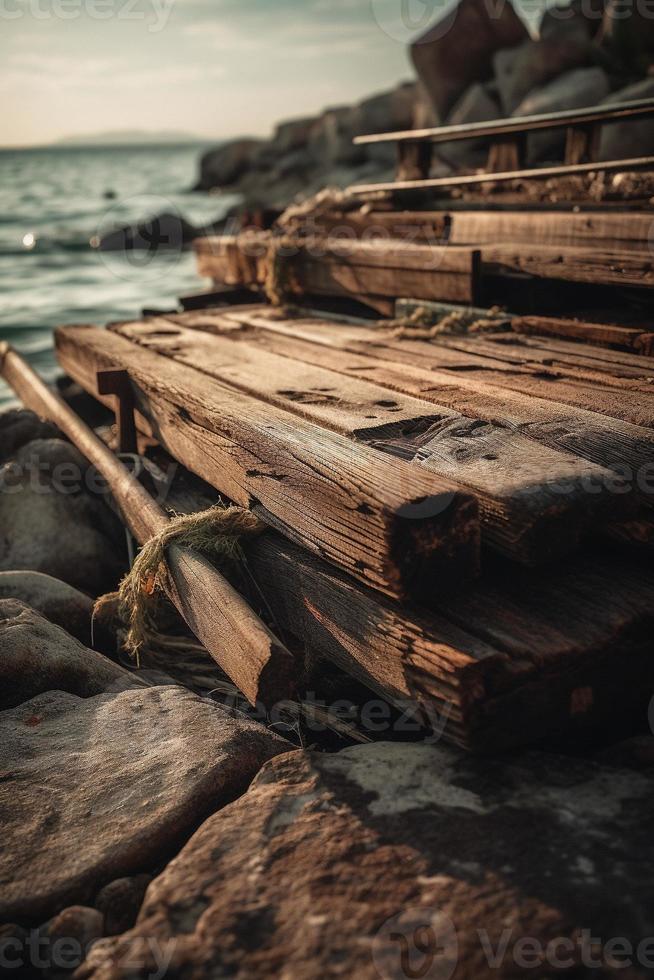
[
  {"xmin": 482, "ymin": 244, "xmax": 654, "ymax": 290},
  {"xmin": 114, "ymin": 316, "xmax": 633, "ymax": 566},
  {"xmin": 201, "ymin": 306, "xmax": 654, "ymax": 495},
  {"xmin": 164, "ymin": 461, "xmax": 654, "ymax": 752},
  {"xmin": 54, "ymin": 325, "xmax": 480, "ymax": 601},
  {"xmin": 511, "ymin": 315, "xmax": 654, "ymax": 353},
  {"xmin": 447, "ymin": 210, "xmax": 654, "ymax": 252},
  {"xmin": 194, "ymin": 234, "xmax": 481, "ymax": 307},
  {"xmin": 348, "ymin": 156, "xmax": 654, "ymax": 195},
  {"xmin": 353, "ymin": 97, "xmax": 654, "ymax": 146},
  {"xmin": 0, "ymin": 343, "xmax": 297, "ymax": 708}
]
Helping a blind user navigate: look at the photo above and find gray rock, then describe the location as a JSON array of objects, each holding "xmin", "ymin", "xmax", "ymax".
[
  {"xmin": 0, "ymin": 599, "xmax": 132, "ymax": 710},
  {"xmin": 0, "ymin": 409, "xmax": 60, "ymax": 465},
  {"xmin": 0, "ymin": 686, "xmax": 289, "ymax": 922},
  {"xmin": 539, "ymin": 0, "xmax": 606, "ymax": 43},
  {"xmin": 94, "ymin": 876, "xmax": 151, "ymax": 936},
  {"xmin": 494, "ymin": 37, "xmax": 595, "ymax": 114},
  {"xmin": 44, "ymin": 906, "xmax": 104, "ymax": 970},
  {"xmin": 598, "ymin": 78, "xmax": 654, "ymax": 160},
  {"xmin": 0, "ymin": 571, "xmax": 106, "ymax": 650},
  {"xmin": 514, "ymin": 67, "xmax": 610, "ymax": 162},
  {"xmin": 0, "ymin": 438, "xmax": 125, "ymax": 596},
  {"xmin": 440, "ymin": 83, "xmax": 502, "ymax": 167},
  {"xmin": 194, "ymin": 138, "xmax": 263, "ymax": 191},
  {"xmin": 77, "ymin": 742, "xmax": 654, "ymax": 979},
  {"xmin": 411, "ymin": 0, "xmax": 528, "ymax": 122},
  {"xmin": 97, "ymin": 212, "xmax": 198, "ymax": 253},
  {"xmin": 599, "ymin": 0, "xmax": 654, "ymax": 72}
]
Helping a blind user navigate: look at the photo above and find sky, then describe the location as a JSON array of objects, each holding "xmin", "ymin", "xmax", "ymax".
[{"xmin": 0, "ymin": 0, "xmax": 463, "ymax": 147}]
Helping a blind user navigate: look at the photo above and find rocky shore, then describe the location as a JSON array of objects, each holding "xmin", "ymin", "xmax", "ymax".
[
  {"xmin": 193, "ymin": 0, "xmax": 654, "ymax": 214},
  {"xmin": 1, "ymin": 394, "xmax": 654, "ymax": 978}
]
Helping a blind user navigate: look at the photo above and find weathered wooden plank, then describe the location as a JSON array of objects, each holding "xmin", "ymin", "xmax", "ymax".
[
  {"xmin": 348, "ymin": 155, "xmax": 654, "ymax": 194},
  {"xmin": 352, "ymin": 97, "xmax": 654, "ymax": 146},
  {"xmin": 55, "ymin": 325, "xmax": 479, "ymax": 601},
  {"xmin": 511, "ymin": 315, "xmax": 652, "ymax": 352},
  {"xmin": 213, "ymin": 305, "xmax": 654, "ymax": 428},
  {"xmin": 192, "ymin": 307, "xmax": 654, "ymax": 510},
  {"xmin": 194, "ymin": 234, "xmax": 481, "ymax": 307},
  {"xmin": 0, "ymin": 343, "xmax": 297, "ymax": 707},
  {"xmin": 163, "ymin": 458, "xmax": 654, "ymax": 751},
  {"xmin": 449, "ymin": 210, "xmax": 654, "ymax": 252},
  {"xmin": 114, "ymin": 316, "xmax": 633, "ymax": 566},
  {"xmin": 311, "ymin": 209, "xmax": 653, "ymax": 253},
  {"xmin": 482, "ymin": 243, "xmax": 654, "ymax": 289}
]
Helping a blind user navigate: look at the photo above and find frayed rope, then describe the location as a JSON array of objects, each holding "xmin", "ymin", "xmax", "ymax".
[{"xmin": 94, "ymin": 505, "xmax": 264, "ymax": 665}]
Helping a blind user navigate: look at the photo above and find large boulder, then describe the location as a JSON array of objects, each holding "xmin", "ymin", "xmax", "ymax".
[
  {"xmin": 440, "ymin": 82, "xmax": 502, "ymax": 167},
  {"xmin": 494, "ymin": 37, "xmax": 596, "ymax": 114},
  {"xmin": 0, "ymin": 686, "xmax": 289, "ymax": 923},
  {"xmin": 0, "ymin": 599, "xmax": 132, "ymax": 710},
  {"xmin": 514, "ymin": 66, "xmax": 611, "ymax": 162},
  {"xmin": 0, "ymin": 570, "xmax": 103, "ymax": 649},
  {"xmin": 0, "ymin": 408, "xmax": 60, "ymax": 465},
  {"xmin": 411, "ymin": 0, "xmax": 528, "ymax": 122},
  {"xmin": 0, "ymin": 438, "xmax": 125, "ymax": 595},
  {"xmin": 598, "ymin": 78, "xmax": 654, "ymax": 159},
  {"xmin": 194, "ymin": 138, "xmax": 263, "ymax": 191},
  {"xmin": 539, "ymin": 0, "xmax": 607, "ymax": 43},
  {"xmin": 598, "ymin": 0, "xmax": 654, "ymax": 73},
  {"xmin": 78, "ymin": 742, "xmax": 654, "ymax": 979}
]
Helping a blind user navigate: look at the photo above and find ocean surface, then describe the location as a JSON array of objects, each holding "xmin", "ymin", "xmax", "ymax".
[{"xmin": 0, "ymin": 144, "xmax": 237, "ymax": 408}]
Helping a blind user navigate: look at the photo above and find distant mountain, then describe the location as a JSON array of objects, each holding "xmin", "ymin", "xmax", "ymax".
[{"xmin": 52, "ymin": 129, "xmax": 209, "ymax": 147}]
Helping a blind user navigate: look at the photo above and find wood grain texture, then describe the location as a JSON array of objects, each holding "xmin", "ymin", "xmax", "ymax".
[
  {"xmin": 194, "ymin": 307, "xmax": 654, "ymax": 517},
  {"xmin": 117, "ymin": 316, "xmax": 634, "ymax": 565},
  {"xmin": 482, "ymin": 243, "xmax": 654, "ymax": 289},
  {"xmin": 55, "ymin": 325, "xmax": 480, "ymax": 601},
  {"xmin": 218, "ymin": 306, "xmax": 654, "ymax": 427},
  {"xmin": 194, "ymin": 234, "xmax": 480, "ymax": 307}
]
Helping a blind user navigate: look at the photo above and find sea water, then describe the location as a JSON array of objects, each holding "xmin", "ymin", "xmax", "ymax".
[{"xmin": 0, "ymin": 143, "xmax": 236, "ymax": 408}]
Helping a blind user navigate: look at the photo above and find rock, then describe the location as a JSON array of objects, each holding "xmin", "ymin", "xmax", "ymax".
[
  {"xmin": 494, "ymin": 37, "xmax": 596, "ymax": 114},
  {"xmin": 44, "ymin": 907, "xmax": 104, "ymax": 971},
  {"xmin": 0, "ymin": 409, "xmax": 60, "ymax": 466},
  {"xmin": 0, "ymin": 599, "xmax": 132, "ymax": 710},
  {"xmin": 0, "ymin": 438, "xmax": 125, "ymax": 595},
  {"xmin": 598, "ymin": 0, "xmax": 654, "ymax": 73},
  {"xmin": 598, "ymin": 78, "xmax": 654, "ymax": 160},
  {"xmin": 307, "ymin": 105, "xmax": 365, "ymax": 168},
  {"xmin": 411, "ymin": 0, "xmax": 528, "ymax": 122},
  {"xmin": 194, "ymin": 138, "xmax": 263, "ymax": 191},
  {"xmin": 514, "ymin": 66, "xmax": 610, "ymax": 162},
  {"xmin": 78, "ymin": 742, "xmax": 654, "ymax": 979},
  {"xmin": 439, "ymin": 82, "xmax": 502, "ymax": 167},
  {"xmin": 94, "ymin": 876, "xmax": 151, "ymax": 937},
  {"xmin": 539, "ymin": 0, "xmax": 606, "ymax": 43},
  {"xmin": 0, "ymin": 571, "xmax": 105, "ymax": 650},
  {"xmin": 97, "ymin": 212, "xmax": 198, "ymax": 252},
  {"xmin": 270, "ymin": 116, "xmax": 316, "ymax": 156},
  {"xmin": 0, "ymin": 686, "xmax": 289, "ymax": 923}
]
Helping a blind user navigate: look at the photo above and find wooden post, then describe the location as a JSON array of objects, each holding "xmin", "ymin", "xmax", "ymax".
[
  {"xmin": 486, "ymin": 133, "xmax": 525, "ymax": 172},
  {"xmin": 0, "ymin": 343, "xmax": 297, "ymax": 707},
  {"xmin": 565, "ymin": 122, "xmax": 602, "ymax": 165},
  {"xmin": 397, "ymin": 140, "xmax": 433, "ymax": 181}
]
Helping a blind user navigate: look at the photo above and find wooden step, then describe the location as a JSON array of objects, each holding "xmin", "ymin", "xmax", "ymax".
[
  {"xmin": 111, "ymin": 315, "xmax": 634, "ymax": 566},
  {"xmin": 55, "ymin": 324, "xmax": 480, "ymax": 601},
  {"xmin": 194, "ymin": 233, "xmax": 481, "ymax": 312}
]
